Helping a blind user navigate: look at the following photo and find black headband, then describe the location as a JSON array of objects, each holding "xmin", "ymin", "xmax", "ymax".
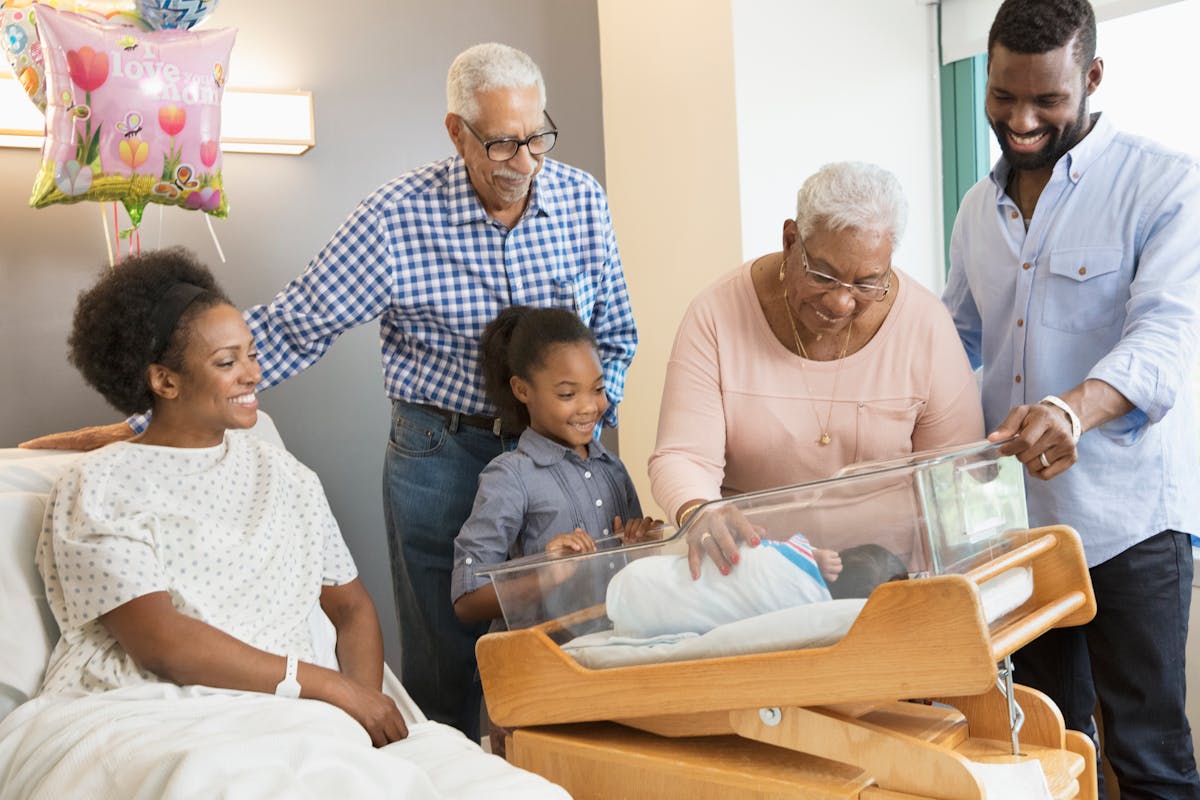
[{"xmin": 150, "ymin": 282, "xmax": 207, "ymax": 362}]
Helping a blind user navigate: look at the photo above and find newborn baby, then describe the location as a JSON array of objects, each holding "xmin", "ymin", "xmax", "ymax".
[{"xmin": 606, "ymin": 534, "xmax": 906, "ymax": 638}]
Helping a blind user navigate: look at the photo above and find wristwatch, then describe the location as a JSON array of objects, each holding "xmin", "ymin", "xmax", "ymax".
[
  {"xmin": 1039, "ymin": 395, "xmax": 1081, "ymax": 445},
  {"xmin": 274, "ymin": 654, "xmax": 301, "ymax": 699}
]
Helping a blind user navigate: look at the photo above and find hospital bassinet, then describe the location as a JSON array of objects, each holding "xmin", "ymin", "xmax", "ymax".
[{"xmin": 475, "ymin": 441, "xmax": 1099, "ymax": 799}]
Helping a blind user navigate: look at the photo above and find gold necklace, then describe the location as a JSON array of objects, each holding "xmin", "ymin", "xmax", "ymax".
[{"xmin": 783, "ymin": 289, "xmax": 852, "ymax": 446}]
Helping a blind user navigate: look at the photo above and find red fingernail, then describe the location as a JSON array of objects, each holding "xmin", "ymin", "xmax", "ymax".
[
  {"xmin": 731, "ymin": 553, "xmax": 740, "ymax": 565},
  {"xmin": 720, "ymin": 566, "xmax": 730, "ymax": 576}
]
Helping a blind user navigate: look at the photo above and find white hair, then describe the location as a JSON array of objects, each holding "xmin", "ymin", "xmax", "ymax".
[
  {"xmin": 795, "ymin": 161, "xmax": 908, "ymax": 247},
  {"xmin": 446, "ymin": 43, "xmax": 546, "ymax": 122}
]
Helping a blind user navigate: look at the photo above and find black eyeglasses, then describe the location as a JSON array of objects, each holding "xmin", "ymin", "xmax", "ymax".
[
  {"xmin": 460, "ymin": 111, "xmax": 558, "ymax": 162},
  {"xmin": 800, "ymin": 243, "xmax": 891, "ymax": 302}
]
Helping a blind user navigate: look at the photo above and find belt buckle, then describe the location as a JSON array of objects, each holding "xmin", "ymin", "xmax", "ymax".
[{"xmin": 492, "ymin": 417, "xmax": 503, "ymax": 436}]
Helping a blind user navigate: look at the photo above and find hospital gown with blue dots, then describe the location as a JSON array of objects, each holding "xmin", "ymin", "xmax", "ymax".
[{"xmin": 35, "ymin": 430, "xmax": 357, "ymax": 695}]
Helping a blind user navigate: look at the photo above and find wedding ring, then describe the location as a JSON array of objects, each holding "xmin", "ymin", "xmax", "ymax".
[
  {"xmin": 699, "ymin": 531, "xmax": 714, "ymax": 547},
  {"xmin": 1039, "ymin": 453, "xmax": 1051, "ymax": 469}
]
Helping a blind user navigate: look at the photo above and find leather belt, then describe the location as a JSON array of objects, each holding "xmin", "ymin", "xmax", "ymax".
[{"xmin": 415, "ymin": 403, "xmax": 507, "ymax": 436}]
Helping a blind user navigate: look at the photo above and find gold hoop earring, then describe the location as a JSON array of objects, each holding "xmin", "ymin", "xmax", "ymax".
[{"xmin": 778, "ymin": 255, "xmax": 787, "ymax": 283}]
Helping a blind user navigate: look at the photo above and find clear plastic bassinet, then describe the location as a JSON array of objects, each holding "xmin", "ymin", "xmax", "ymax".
[{"xmin": 477, "ymin": 439, "xmax": 1031, "ymax": 640}]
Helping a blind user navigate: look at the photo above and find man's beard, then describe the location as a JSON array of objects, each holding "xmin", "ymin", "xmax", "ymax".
[
  {"xmin": 992, "ymin": 100, "xmax": 1090, "ymax": 172},
  {"xmin": 494, "ymin": 168, "xmax": 532, "ymax": 203}
]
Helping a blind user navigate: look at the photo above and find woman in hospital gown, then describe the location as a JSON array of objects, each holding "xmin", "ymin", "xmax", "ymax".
[
  {"xmin": 6, "ymin": 247, "xmax": 567, "ymax": 800},
  {"xmin": 33, "ymin": 247, "xmax": 405, "ymax": 744}
]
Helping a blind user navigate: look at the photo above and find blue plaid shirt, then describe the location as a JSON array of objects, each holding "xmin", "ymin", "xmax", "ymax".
[
  {"xmin": 249, "ymin": 155, "xmax": 635, "ymax": 424},
  {"xmin": 131, "ymin": 156, "xmax": 636, "ymax": 430}
]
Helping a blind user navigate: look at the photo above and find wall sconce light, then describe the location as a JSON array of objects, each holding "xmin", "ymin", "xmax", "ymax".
[
  {"xmin": 0, "ymin": 73, "xmax": 315, "ymax": 155},
  {"xmin": 218, "ymin": 88, "xmax": 315, "ymax": 155}
]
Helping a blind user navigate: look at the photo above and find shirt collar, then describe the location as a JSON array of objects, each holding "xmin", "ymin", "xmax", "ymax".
[
  {"xmin": 444, "ymin": 155, "xmax": 556, "ymax": 226},
  {"xmin": 1061, "ymin": 111, "xmax": 1115, "ymax": 182},
  {"xmin": 517, "ymin": 427, "xmax": 613, "ymax": 468},
  {"xmin": 989, "ymin": 111, "xmax": 1115, "ymax": 198},
  {"xmin": 527, "ymin": 161, "xmax": 558, "ymax": 218}
]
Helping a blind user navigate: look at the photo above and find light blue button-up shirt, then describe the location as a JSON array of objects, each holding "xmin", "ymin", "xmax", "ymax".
[{"xmin": 944, "ymin": 113, "xmax": 1200, "ymax": 566}]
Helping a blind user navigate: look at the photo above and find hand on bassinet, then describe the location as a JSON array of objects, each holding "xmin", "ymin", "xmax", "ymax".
[
  {"xmin": 614, "ymin": 515, "xmax": 666, "ymax": 545},
  {"xmin": 541, "ymin": 529, "xmax": 595, "ymax": 586},
  {"xmin": 545, "ymin": 528, "xmax": 598, "ymax": 555}
]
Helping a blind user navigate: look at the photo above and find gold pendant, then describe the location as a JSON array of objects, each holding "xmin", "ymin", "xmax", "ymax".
[{"xmin": 818, "ymin": 432, "xmax": 831, "ymax": 446}]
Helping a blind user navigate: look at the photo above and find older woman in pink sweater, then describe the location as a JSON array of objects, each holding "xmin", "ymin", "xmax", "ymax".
[{"xmin": 649, "ymin": 162, "xmax": 984, "ymax": 577}]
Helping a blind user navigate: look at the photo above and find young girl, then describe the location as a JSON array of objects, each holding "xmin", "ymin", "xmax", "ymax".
[{"xmin": 450, "ymin": 305, "xmax": 659, "ymax": 626}]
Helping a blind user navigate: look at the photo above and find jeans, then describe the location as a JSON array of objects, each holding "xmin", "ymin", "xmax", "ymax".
[
  {"xmin": 382, "ymin": 400, "xmax": 515, "ymax": 739},
  {"xmin": 1012, "ymin": 530, "xmax": 1200, "ymax": 799}
]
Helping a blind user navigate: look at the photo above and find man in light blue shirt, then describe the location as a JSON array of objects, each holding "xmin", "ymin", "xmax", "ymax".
[{"xmin": 944, "ymin": 0, "xmax": 1200, "ymax": 795}]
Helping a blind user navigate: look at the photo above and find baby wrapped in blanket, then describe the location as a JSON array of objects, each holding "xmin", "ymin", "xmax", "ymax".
[{"xmin": 606, "ymin": 534, "xmax": 905, "ymax": 638}]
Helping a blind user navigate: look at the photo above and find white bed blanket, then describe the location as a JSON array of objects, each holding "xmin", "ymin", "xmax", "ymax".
[{"xmin": 0, "ymin": 684, "xmax": 569, "ymax": 800}]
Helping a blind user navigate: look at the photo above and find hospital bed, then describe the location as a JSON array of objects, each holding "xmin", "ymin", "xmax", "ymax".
[
  {"xmin": 475, "ymin": 442, "xmax": 1100, "ymax": 799},
  {"xmin": 0, "ymin": 412, "xmax": 568, "ymax": 799}
]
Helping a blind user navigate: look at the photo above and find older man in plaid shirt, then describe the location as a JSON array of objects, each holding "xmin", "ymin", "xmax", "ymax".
[
  {"xmin": 248, "ymin": 43, "xmax": 637, "ymax": 738},
  {"xmin": 32, "ymin": 43, "xmax": 637, "ymax": 740}
]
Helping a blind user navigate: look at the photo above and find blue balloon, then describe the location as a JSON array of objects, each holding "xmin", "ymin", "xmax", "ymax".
[{"xmin": 135, "ymin": 0, "xmax": 219, "ymax": 31}]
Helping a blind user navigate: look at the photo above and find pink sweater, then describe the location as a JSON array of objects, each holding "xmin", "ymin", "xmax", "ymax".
[{"xmin": 649, "ymin": 262, "xmax": 985, "ymax": 522}]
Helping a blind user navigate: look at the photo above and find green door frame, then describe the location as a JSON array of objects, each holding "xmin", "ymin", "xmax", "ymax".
[{"xmin": 938, "ymin": 41, "xmax": 990, "ymax": 271}]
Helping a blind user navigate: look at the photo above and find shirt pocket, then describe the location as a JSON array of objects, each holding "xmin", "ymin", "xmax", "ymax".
[
  {"xmin": 1039, "ymin": 247, "xmax": 1126, "ymax": 333},
  {"xmin": 854, "ymin": 398, "xmax": 925, "ymax": 463},
  {"xmin": 555, "ymin": 273, "xmax": 598, "ymax": 321}
]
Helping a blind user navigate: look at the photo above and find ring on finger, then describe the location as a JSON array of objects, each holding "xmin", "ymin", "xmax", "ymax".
[
  {"xmin": 1039, "ymin": 453, "xmax": 1051, "ymax": 469},
  {"xmin": 699, "ymin": 531, "xmax": 714, "ymax": 547}
]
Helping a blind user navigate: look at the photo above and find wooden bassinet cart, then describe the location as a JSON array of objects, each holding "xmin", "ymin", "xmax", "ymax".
[{"xmin": 477, "ymin": 524, "xmax": 1097, "ymax": 800}]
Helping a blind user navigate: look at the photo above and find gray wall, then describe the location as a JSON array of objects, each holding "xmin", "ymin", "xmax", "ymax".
[{"xmin": 0, "ymin": 0, "xmax": 606, "ymax": 668}]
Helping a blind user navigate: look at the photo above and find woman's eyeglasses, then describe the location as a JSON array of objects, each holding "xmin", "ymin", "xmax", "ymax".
[{"xmin": 800, "ymin": 246, "xmax": 891, "ymax": 302}]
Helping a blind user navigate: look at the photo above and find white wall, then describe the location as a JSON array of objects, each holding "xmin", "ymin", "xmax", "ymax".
[
  {"xmin": 1088, "ymin": 0, "xmax": 1200, "ymax": 157},
  {"xmin": 732, "ymin": 0, "xmax": 946, "ymax": 292}
]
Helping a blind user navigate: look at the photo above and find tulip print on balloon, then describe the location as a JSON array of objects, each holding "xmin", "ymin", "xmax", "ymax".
[{"xmin": 28, "ymin": 6, "xmax": 235, "ymax": 226}]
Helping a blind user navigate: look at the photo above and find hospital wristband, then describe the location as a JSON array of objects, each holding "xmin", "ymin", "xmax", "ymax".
[
  {"xmin": 274, "ymin": 654, "xmax": 301, "ymax": 699},
  {"xmin": 1039, "ymin": 395, "xmax": 1081, "ymax": 445}
]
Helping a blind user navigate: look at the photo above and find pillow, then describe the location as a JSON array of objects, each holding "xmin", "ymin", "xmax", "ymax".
[
  {"xmin": 246, "ymin": 411, "xmax": 286, "ymax": 451},
  {"xmin": 0, "ymin": 451, "xmax": 85, "ymax": 494},
  {"xmin": 0, "ymin": 492, "xmax": 58, "ymax": 719}
]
